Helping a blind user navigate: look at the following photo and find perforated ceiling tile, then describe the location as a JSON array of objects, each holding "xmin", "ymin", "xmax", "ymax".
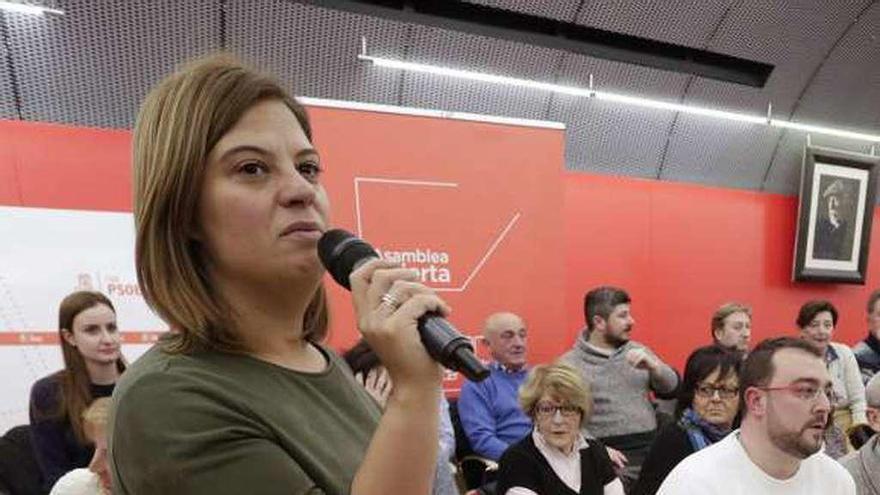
[
  {"xmin": 696, "ymin": 0, "xmax": 868, "ymax": 117},
  {"xmin": 462, "ymin": 0, "xmax": 582, "ymax": 21},
  {"xmin": 660, "ymin": 117, "xmax": 781, "ymax": 189},
  {"xmin": 577, "ymin": 0, "xmax": 732, "ymax": 49},
  {"xmin": 228, "ymin": 0, "xmax": 407, "ymax": 105},
  {"xmin": 0, "ymin": 15, "xmax": 18, "ymax": 119},
  {"xmin": 398, "ymin": 25, "xmax": 559, "ymax": 119},
  {"xmin": 554, "ymin": 95, "xmax": 673, "ymax": 179},
  {"xmin": 549, "ymin": 53, "xmax": 688, "ymax": 177},
  {"xmin": 8, "ymin": 0, "xmax": 220, "ymax": 128},
  {"xmin": 782, "ymin": 3, "xmax": 880, "ymax": 130},
  {"xmin": 654, "ymin": 1, "xmax": 869, "ymax": 193}
]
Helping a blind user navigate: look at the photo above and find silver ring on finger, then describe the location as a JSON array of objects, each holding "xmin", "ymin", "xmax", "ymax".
[{"xmin": 379, "ymin": 292, "xmax": 401, "ymax": 311}]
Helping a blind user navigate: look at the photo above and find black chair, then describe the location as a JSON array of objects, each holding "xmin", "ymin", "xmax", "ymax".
[
  {"xmin": 0, "ymin": 425, "xmax": 44, "ymax": 495},
  {"xmin": 448, "ymin": 398, "xmax": 497, "ymax": 494}
]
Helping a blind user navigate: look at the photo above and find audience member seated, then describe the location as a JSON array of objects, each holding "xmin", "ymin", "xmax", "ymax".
[
  {"xmin": 343, "ymin": 339, "xmax": 457, "ymax": 495},
  {"xmin": 496, "ymin": 361, "xmax": 624, "ymax": 495},
  {"xmin": 459, "ymin": 312, "xmax": 532, "ymax": 463},
  {"xmin": 563, "ymin": 286, "xmax": 679, "ymax": 489},
  {"xmin": 657, "ymin": 337, "xmax": 856, "ymax": 494},
  {"xmin": 633, "ymin": 345, "xmax": 741, "ymax": 495},
  {"xmin": 797, "ymin": 300, "xmax": 867, "ymax": 458},
  {"xmin": 710, "ymin": 303, "xmax": 751, "ymax": 355},
  {"xmin": 29, "ymin": 291, "xmax": 125, "ymax": 491},
  {"xmin": 841, "ymin": 373, "xmax": 880, "ymax": 495},
  {"xmin": 855, "ymin": 290, "xmax": 880, "ymax": 384},
  {"xmin": 50, "ymin": 398, "xmax": 112, "ymax": 495},
  {"xmin": 0, "ymin": 424, "xmax": 43, "ymax": 495}
]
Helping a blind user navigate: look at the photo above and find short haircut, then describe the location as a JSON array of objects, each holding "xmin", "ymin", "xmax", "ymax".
[
  {"xmin": 132, "ymin": 54, "xmax": 327, "ymax": 353},
  {"xmin": 710, "ymin": 302, "xmax": 751, "ymax": 342},
  {"xmin": 796, "ymin": 300, "xmax": 838, "ymax": 328},
  {"xmin": 739, "ymin": 337, "xmax": 822, "ymax": 415},
  {"xmin": 676, "ymin": 345, "xmax": 743, "ymax": 417},
  {"xmin": 519, "ymin": 361, "xmax": 592, "ymax": 426},
  {"xmin": 868, "ymin": 290, "xmax": 880, "ymax": 315},
  {"xmin": 583, "ymin": 286, "xmax": 630, "ymax": 330}
]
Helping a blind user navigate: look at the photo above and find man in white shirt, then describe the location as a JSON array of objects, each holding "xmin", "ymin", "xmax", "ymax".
[{"xmin": 658, "ymin": 337, "xmax": 856, "ymax": 494}]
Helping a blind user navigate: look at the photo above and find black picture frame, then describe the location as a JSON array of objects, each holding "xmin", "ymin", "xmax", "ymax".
[{"xmin": 793, "ymin": 145, "xmax": 879, "ymax": 284}]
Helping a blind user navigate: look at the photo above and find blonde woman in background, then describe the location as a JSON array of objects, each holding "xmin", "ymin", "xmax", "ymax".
[{"xmin": 496, "ymin": 362, "xmax": 624, "ymax": 495}]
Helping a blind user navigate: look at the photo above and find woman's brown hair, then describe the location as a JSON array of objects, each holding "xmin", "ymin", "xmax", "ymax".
[
  {"xmin": 132, "ymin": 53, "xmax": 328, "ymax": 353},
  {"xmin": 56, "ymin": 291, "xmax": 125, "ymax": 444}
]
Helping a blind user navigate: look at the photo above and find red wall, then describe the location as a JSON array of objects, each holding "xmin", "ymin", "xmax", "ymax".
[
  {"xmin": 563, "ymin": 173, "xmax": 879, "ymax": 370},
  {"xmin": 3, "ymin": 119, "xmax": 879, "ymax": 373}
]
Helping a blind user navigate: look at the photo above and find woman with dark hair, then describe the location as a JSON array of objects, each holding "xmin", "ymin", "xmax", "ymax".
[
  {"xmin": 29, "ymin": 291, "xmax": 126, "ymax": 491},
  {"xmin": 631, "ymin": 345, "xmax": 741, "ymax": 495},
  {"xmin": 797, "ymin": 300, "xmax": 867, "ymax": 458},
  {"xmin": 109, "ymin": 55, "xmax": 447, "ymax": 494}
]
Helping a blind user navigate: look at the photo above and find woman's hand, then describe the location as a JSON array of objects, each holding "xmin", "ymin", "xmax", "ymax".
[{"xmin": 349, "ymin": 260, "xmax": 447, "ymax": 391}]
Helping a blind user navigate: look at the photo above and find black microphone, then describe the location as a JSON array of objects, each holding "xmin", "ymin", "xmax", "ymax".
[{"xmin": 318, "ymin": 229, "xmax": 489, "ymax": 382}]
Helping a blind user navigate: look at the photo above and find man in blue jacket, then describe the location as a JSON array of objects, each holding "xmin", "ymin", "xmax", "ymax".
[{"xmin": 458, "ymin": 312, "xmax": 532, "ymax": 462}]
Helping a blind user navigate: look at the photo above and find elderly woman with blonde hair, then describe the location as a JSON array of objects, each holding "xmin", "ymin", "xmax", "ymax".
[{"xmin": 496, "ymin": 362, "xmax": 624, "ymax": 495}]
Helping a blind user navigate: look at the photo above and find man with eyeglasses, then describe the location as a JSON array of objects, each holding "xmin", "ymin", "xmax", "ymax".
[
  {"xmin": 841, "ymin": 373, "xmax": 880, "ymax": 494},
  {"xmin": 658, "ymin": 337, "xmax": 856, "ymax": 494}
]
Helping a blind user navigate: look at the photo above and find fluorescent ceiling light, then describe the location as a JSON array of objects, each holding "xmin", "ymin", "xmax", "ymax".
[
  {"xmin": 0, "ymin": 1, "xmax": 64, "ymax": 16},
  {"xmin": 358, "ymin": 53, "xmax": 880, "ymax": 143}
]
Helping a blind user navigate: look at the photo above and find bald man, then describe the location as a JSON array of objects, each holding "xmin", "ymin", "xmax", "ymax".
[{"xmin": 458, "ymin": 312, "xmax": 532, "ymax": 461}]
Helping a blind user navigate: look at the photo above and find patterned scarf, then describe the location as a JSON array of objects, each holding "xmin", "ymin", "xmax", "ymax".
[{"xmin": 678, "ymin": 408, "xmax": 731, "ymax": 452}]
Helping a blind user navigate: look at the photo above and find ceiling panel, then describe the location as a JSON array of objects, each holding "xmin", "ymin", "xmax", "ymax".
[
  {"xmin": 577, "ymin": 0, "xmax": 733, "ymax": 48},
  {"xmin": 550, "ymin": 54, "xmax": 690, "ymax": 178},
  {"xmin": 765, "ymin": 1, "xmax": 880, "ymax": 194},
  {"xmin": 660, "ymin": 0, "xmax": 870, "ymax": 189},
  {"xmin": 463, "ymin": 0, "xmax": 582, "ymax": 21},
  {"xmin": 0, "ymin": 15, "xmax": 18, "ymax": 119},
  {"xmin": 8, "ymin": 0, "xmax": 219, "ymax": 128},
  {"xmin": 228, "ymin": 0, "xmax": 407, "ymax": 105},
  {"xmin": 399, "ymin": 26, "xmax": 558, "ymax": 119}
]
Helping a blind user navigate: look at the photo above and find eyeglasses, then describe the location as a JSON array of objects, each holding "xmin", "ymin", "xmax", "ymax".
[
  {"xmin": 756, "ymin": 383, "xmax": 835, "ymax": 402},
  {"xmin": 534, "ymin": 403, "xmax": 581, "ymax": 418},
  {"xmin": 695, "ymin": 384, "xmax": 739, "ymax": 399}
]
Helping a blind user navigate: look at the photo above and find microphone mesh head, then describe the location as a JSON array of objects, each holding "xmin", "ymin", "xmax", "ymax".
[{"xmin": 318, "ymin": 229, "xmax": 379, "ymax": 290}]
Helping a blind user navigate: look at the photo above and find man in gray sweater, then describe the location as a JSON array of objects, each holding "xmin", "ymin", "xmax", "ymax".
[{"xmin": 563, "ymin": 286, "xmax": 679, "ymax": 489}]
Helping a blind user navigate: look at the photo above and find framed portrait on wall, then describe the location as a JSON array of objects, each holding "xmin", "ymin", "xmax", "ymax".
[{"xmin": 793, "ymin": 145, "xmax": 879, "ymax": 284}]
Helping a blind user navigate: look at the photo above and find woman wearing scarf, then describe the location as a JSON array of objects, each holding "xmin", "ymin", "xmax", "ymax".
[{"xmin": 632, "ymin": 345, "xmax": 742, "ymax": 495}]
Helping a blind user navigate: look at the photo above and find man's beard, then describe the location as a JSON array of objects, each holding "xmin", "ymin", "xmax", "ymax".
[
  {"xmin": 607, "ymin": 327, "xmax": 631, "ymax": 348},
  {"xmin": 767, "ymin": 407, "xmax": 826, "ymax": 459}
]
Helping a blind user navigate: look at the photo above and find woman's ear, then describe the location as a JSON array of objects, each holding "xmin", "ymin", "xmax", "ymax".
[{"xmin": 61, "ymin": 328, "xmax": 77, "ymax": 347}]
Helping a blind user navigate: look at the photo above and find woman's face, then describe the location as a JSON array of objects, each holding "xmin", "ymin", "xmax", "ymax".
[
  {"xmin": 533, "ymin": 392, "xmax": 582, "ymax": 453},
  {"xmin": 801, "ymin": 310, "xmax": 834, "ymax": 355},
  {"xmin": 62, "ymin": 304, "xmax": 120, "ymax": 366},
  {"xmin": 197, "ymin": 100, "xmax": 330, "ymax": 289},
  {"xmin": 691, "ymin": 368, "xmax": 739, "ymax": 429}
]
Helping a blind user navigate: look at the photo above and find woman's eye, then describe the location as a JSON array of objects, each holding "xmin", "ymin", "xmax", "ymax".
[
  {"xmin": 298, "ymin": 161, "xmax": 323, "ymax": 182},
  {"xmin": 239, "ymin": 162, "xmax": 267, "ymax": 176}
]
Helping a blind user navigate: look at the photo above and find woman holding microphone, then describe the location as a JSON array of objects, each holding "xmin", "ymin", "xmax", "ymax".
[{"xmin": 109, "ymin": 54, "xmax": 446, "ymax": 495}]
